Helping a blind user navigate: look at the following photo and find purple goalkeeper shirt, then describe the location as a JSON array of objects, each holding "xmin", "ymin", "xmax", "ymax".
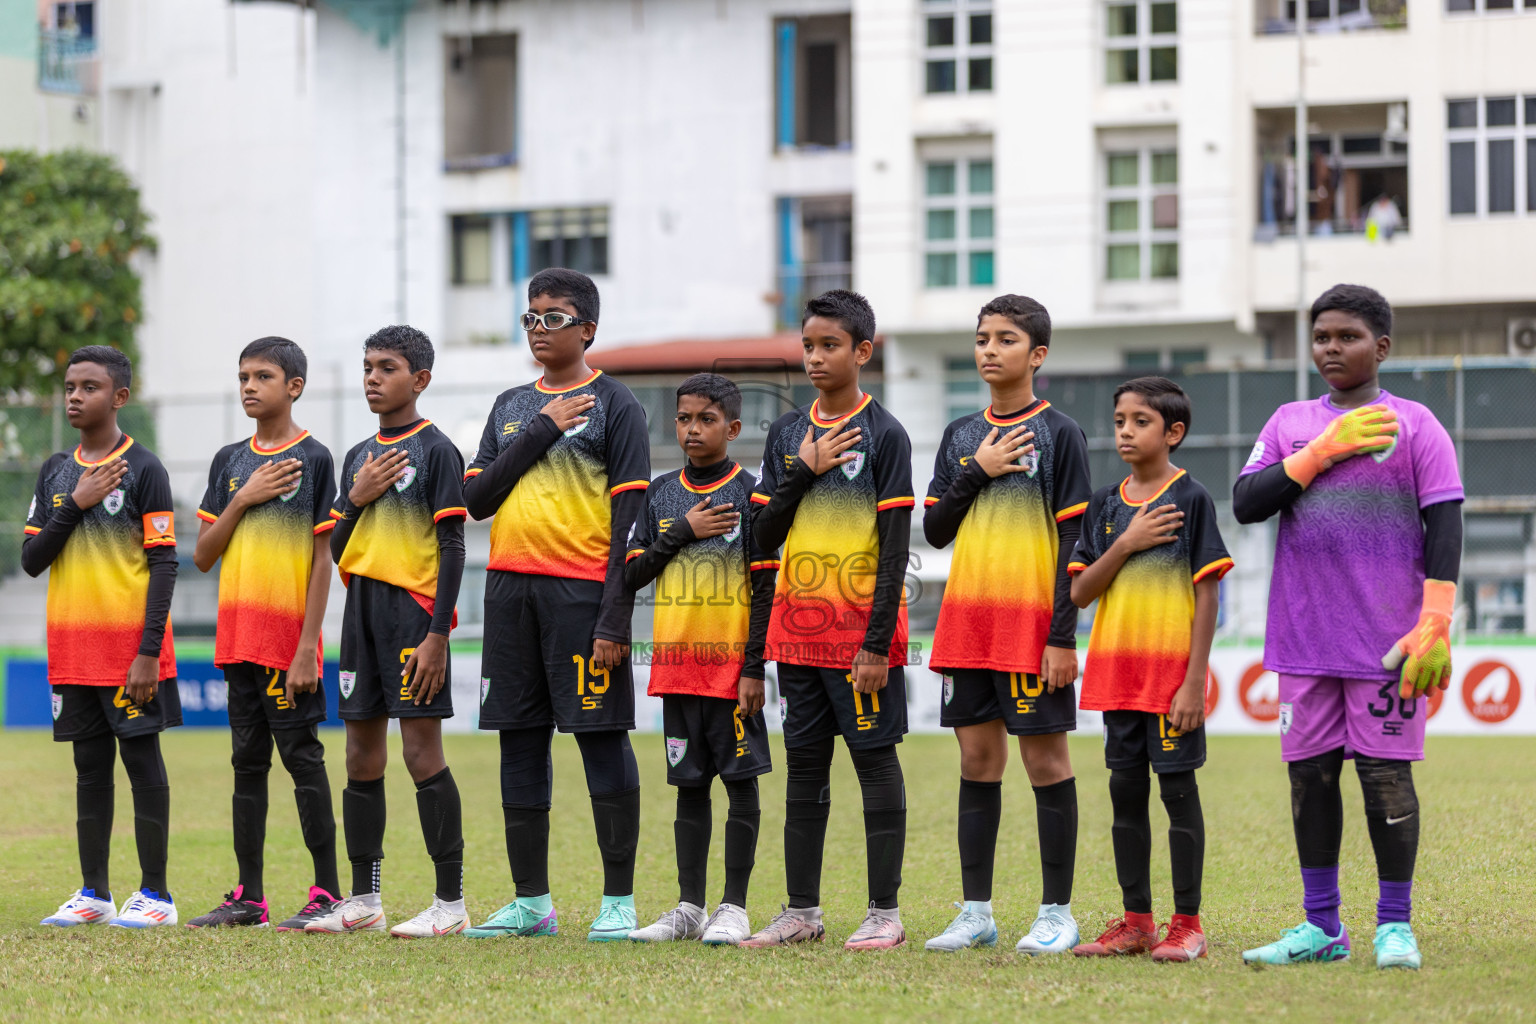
[{"xmin": 1240, "ymin": 391, "xmax": 1464, "ymax": 681}]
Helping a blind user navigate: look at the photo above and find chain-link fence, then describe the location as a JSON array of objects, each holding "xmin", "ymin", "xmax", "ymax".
[{"xmin": 3, "ymin": 359, "xmax": 1532, "ymax": 647}]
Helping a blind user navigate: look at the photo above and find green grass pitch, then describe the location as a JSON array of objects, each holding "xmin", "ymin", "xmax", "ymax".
[{"xmin": 0, "ymin": 730, "xmax": 1530, "ymax": 1022}]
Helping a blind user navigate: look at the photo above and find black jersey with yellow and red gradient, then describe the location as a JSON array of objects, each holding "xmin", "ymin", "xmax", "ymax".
[
  {"xmin": 926, "ymin": 400, "xmax": 1091, "ymax": 675},
  {"xmin": 333, "ymin": 419, "xmax": 465, "ymax": 610},
  {"xmin": 626, "ymin": 462, "xmax": 779, "ymax": 700},
  {"xmin": 464, "ymin": 369, "xmax": 650, "ymax": 582},
  {"xmin": 1068, "ymin": 470, "xmax": 1233, "ymax": 714},
  {"xmin": 198, "ymin": 431, "xmax": 336, "ymax": 670},
  {"xmin": 24, "ymin": 436, "xmax": 178, "ymax": 686},
  {"xmin": 753, "ymin": 393, "xmax": 914, "ymax": 669}
]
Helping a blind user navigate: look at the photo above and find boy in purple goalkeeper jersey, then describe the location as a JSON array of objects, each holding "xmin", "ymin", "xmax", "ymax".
[{"xmin": 1234, "ymin": 284, "xmax": 1463, "ymax": 971}]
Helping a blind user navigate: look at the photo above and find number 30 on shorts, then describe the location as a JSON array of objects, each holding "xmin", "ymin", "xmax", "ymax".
[{"xmin": 573, "ymin": 654, "xmax": 611, "ymax": 710}]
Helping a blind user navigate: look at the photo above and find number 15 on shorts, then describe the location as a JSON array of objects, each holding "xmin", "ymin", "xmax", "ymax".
[{"xmin": 573, "ymin": 654, "xmax": 611, "ymax": 711}]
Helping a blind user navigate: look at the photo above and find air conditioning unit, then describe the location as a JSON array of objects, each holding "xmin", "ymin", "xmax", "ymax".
[{"xmin": 1510, "ymin": 319, "xmax": 1536, "ymax": 358}]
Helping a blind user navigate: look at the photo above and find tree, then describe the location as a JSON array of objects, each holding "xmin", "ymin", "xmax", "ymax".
[{"xmin": 0, "ymin": 148, "xmax": 155, "ymax": 393}]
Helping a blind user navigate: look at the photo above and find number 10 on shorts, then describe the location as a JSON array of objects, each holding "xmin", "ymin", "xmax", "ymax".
[{"xmin": 573, "ymin": 654, "xmax": 611, "ymax": 711}]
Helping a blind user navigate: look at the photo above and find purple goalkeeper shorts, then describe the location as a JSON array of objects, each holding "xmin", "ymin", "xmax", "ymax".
[{"xmin": 1278, "ymin": 674, "xmax": 1426, "ymax": 762}]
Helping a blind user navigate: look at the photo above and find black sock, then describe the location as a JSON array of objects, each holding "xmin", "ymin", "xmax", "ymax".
[
  {"xmin": 232, "ymin": 771, "xmax": 269, "ymax": 901},
  {"xmin": 784, "ymin": 740, "xmax": 833, "ymax": 909},
  {"xmin": 499, "ymin": 728, "xmax": 553, "ymax": 896},
  {"xmin": 415, "ymin": 767, "xmax": 464, "ymax": 902},
  {"xmin": 1108, "ymin": 767, "xmax": 1152, "ymax": 914},
  {"xmin": 1159, "ymin": 771, "xmax": 1204, "ymax": 916},
  {"xmin": 119, "ymin": 735, "xmax": 169, "ymax": 896},
  {"xmin": 721, "ymin": 778, "xmax": 760, "ymax": 908},
  {"xmin": 957, "ymin": 778, "xmax": 1002, "ymax": 903},
  {"xmin": 503, "ymin": 806, "xmax": 551, "ymax": 897},
  {"xmin": 1290, "ymin": 749, "xmax": 1345, "ymax": 868},
  {"xmin": 73, "ymin": 735, "xmax": 116, "ymax": 898},
  {"xmin": 590, "ymin": 787, "xmax": 641, "ymax": 896},
  {"xmin": 1034, "ymin": 777, "xmax": 1078, "ymax": 906},
  {"xmin": 274, "ymin": 727, "xmax": 339, "ymax": 898},
  {"xmin": 674, "ymin": 785, "xmax": 712, "ymax": 908},
  {"xmin": 1356, "ymin": 757, "xmax": 1419, "ymax": 881},
  {"xmin": 851, "ymin": 745, "xmax": 905, "ymax": 911},
  {"xmin": 344, "ymin": 776, "xmax": 386, "ymax": 895}
]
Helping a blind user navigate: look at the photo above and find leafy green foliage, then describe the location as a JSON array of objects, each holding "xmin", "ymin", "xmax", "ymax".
[{"xmin": 0, "ymin": 148, "xmax": 155, "ymax": 394}]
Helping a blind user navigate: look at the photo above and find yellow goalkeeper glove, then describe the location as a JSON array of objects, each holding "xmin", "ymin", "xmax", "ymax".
[
  {"xmin": 1382, "ymin": 579, "xmax": 1456, "ymax": 700},
  {"xmin": 1282, "ymin": 403, "xmax": 1399, "ymax": 488}
]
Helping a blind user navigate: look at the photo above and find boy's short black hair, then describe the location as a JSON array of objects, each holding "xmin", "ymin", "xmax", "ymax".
[
  {"xmin": 1114, "ymin": 376, "xmax": 1191, "ymax": 451},
  {"xmin": 676, "ymin": 373, "xmax": 742, "ymax": 422},
  {"xmin": 364, "ymin": 325, "xmax": 435, "ymax": 373},
  {"xmin": 529, "ymin": 267, "xmax": 600, "ymax": 349},
  {"xmin": 1310, "ymin": 283, "xmax": 1392, "ymax": 339},
  {"xmin": 67, "ymin": 345, "xmax": 132, "ymax": 391},
  {"xmin": 240, "ymin": 336, "xmax": 308, "ymax": 388},
  {"xmin": 802, "ymin": 288, "xmax": 876, "ymax": 345},
  {"xmin": 978, "ymin": 294, "xmax": 1052, "ymax": 349}
]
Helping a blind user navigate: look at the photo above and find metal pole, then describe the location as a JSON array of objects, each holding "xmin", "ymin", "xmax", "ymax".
[
  {"xmin": 395, "ymin": 19, "xmax": 407, "ymax": 324},
  {"xmin": 1294, "ymin": 4, "xmax": 1309, "ymax": 402}
]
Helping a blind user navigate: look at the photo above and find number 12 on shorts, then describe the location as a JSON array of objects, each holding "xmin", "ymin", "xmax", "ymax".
[
  {"xmin": 573, "ymin": 654, "xmax": 611, "ymax": 711},
  {"xmin": 845, "ymin": 673, "xmax": 881, "ymax": 732}
]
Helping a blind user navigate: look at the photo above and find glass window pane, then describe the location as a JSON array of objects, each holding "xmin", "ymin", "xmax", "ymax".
[
  {"xmin": 1149, "ymin": 46, "xmax": 1177, "ymax": 81},
  {"xmin": 968, "ymin": 250, "xmax": 995, "ymax": 287},
  {"xmin": 1151, "ymin": 2, "xmax": 1177, "ymax": 33},
  {"xmin": 926, "ymin": 16, "xmax": 955, "ymax": 47},
  {"xmin": 1338, "ymin": 0, "xmax": 1362, "ymax": 13},
  {"xmin": 1528, "ymin": 139, "xmax": 1536, "ymax": 216},
  {"xmin": 1446, "ymin": 0, "xmax": 1474, "ymax": 9},
  {"xmin": 1152, "ymin": 192, "xmax": 1179, "ymax": 229},
  {"xmin": 1107, "ymin": 3, "xmax": 1137, "ymax": 35},
  {"xmin": 1125, "ymin": 351, "xmax": 1162, "ymax": 371},
  {"xmin": 1106, "ymin": 47, "xmax": 1138, "ymax": 84},
  {"xmin": 926, "ymin": 208, "xmax": 957, "ymax": 240},
  {"xmin": 968, "ymin": 57, "xmax": 993, "ymax": 92},
  {"xmin": 926, "ymin": 252, "xmax": 958, "ymax": 287},
  {"xmin": 1151, "ymin": 150, "xmax": 1178, "ymax": 184},
  {"xmin": 1107, "ymin": 152, "xmax": 1139, "ymax": 187},
  {"xmin": 1489, "ymin": 138, "xmax": 1515, "ymax": 212},
  {"xmin": 1487, "ymin": 97, "xmax": 1517, "ymax": 127},
  {"xmin": 969, "ymin": 206, "xmax": 994, "ymax": 239},
  {"xmin": 970, "ymin": 13, "xmax": 992, "ymax": 45},
  {"xmin": 1107, "ymin": 244, "xmax": 1141, "ymax": 280},
  {"xmin": 1487, "ymin": 0, "xmax": 1515, "ymax": 8},
  {"xmin": 1526, "ymin": 96, "xmax": 1536, "ymax": 126},
  {"xmin": 1170, "ymin": 348, "xmax": 1207, "ymax": 370},
  {"xmin": 1448, "ymin": 140, "xmax": 1476, "ymax": 215},
  {"xmin": 1447, "ymin": 99, "xmax": 1478, "ymax": 129},
  {"xmin": 926, "ymin": 60, "xmax": 957, "ymax": 94},
  {"xmin": 1108, "ymin": 199, "xmax": 1139, "ymax": 232},
  {"xmin": 926, "ymin": 161, "xmax": 957, "ymax": 196},
  {"xmin": 968, "ymin": 160, "xmax": 995, "ymax": 194},
  {"xmin": 1150, "ymin": 241, "xmax": 1179, "ymax": 279},
  {"xmin": 453, "ymin": 216, "xmax": 492, "ymax": 285}
]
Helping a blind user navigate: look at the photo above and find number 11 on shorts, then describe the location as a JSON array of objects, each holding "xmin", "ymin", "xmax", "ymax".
[
  {"xmin": 845, "ymin": 672, "xmax": 881, "ymax": 731},
  {"xmin": 573, "ymin": 654, "xmax": 611, "ymax": 711}
]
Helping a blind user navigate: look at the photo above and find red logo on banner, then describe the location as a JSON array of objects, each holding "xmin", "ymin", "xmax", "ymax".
[
  {"xmin": 1239, "ymin": 663, "xmax": 1279, "ymax": 722},
  {"xmin": 1462, "ymin": 661, "xmax": 1521, "ymax": 724},
  {"xmin": 1205, "ymin": 667, "xmax": 1220, "ymax": 717}
]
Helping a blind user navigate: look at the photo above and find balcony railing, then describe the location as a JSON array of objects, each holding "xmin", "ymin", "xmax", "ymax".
[
  {"xmin": 776, "ymin": 261, "xmax": 852, "ymax": 329},
  {"xmin": 38, "ymin": 30, "xmax": 98, "ymax": 95}
]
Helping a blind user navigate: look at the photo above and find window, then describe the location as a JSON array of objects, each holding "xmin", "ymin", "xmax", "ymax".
[
  {"xmin": 443, "ymin": 34, "xmax": 517, "ymax": 171},
  {"xmin": 923, "ymin": 0, "xmax": 994, "ymax": 94},
  {"xmin": 774, "ymin": 15, "xmax": 852, "ymax": 149},
  {"xmin": 1447, "ymin": 96, "xmax": 1536, "ymax": 217},
  {"xmin": 945, "ymin": 357, "xmax": 985, "ymax": 421},
  {"xmin": 1255, "ymin": 0, "xmax": 1407, "ymax": 33},
  {"xmin": 923, "ymin": 154, "xmax": 995, "ymax": 288},
  {"xmin": 1106, "ymin": 0, "xmax": 1176, "ymax": 85},
  {"xmin": 776, "ymin": 195, "xmax": 853, "ymax": 328},
  {"xmin": 528, "ymin": 208, "xmax": 609, "ymax": 277},
  {"xmin": 1254, "ymin": 104, "xmax": 1409, "ymax": 237},
  {"xmin": 1447, "ymin": 0, "xmax": 1527, "ymax": 11},
  {"xmin": 451, "ymin": 216, "xmax": 493, "ymax": 285},
  {"xmin": 1104, "ymin": 145, "xmax": 1178, "ymax": 281}
]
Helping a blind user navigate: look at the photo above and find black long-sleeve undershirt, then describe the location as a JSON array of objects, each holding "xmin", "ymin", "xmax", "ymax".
[
  {"xmin": 623, "ymin": 515, "xmax": 696, "ymax": 592},
  {"xmin": 430, "ymin": 518, "xmax": 465, "ymax": 637},
  {"xmin": 1232, "ymin": 462, "xmax": 1303, "ymax": 524},
  {"xmin": 328, "ymin": 493, "xmax": 359, "ymax": 564},
  {"xmin": 595, "ymin": 488, "xmax": 646, "ymax": 644},
  {"xmin": 462, "ymin": 412, "xmax": 562, "ymax": 520},
  {"xmin": 1048, "ymin": 517, "xmax": 1082, "ymax": 649},
  {"xmin": 750, "ymin": 461, "xmax": 815, "ymax": 554},
  {"xmin": 744, "ymin": 566, "xmax": 774, "ymax": 679},
  {"xmin": 922, "ymin": 459, "xmax": 990, "ymax": 549},
  {"xmin": 20, "ymin": 494, "xmax": 83, "ymax": 577},
  {"xmin": 139, "ymin": 545, "xmax": 177, "ymax": 657},
  {"xmin": 864, "ymin": 506, "xmax": 911, "ymax": 659},
  {"xmin": 1421, "ymin": 500, "xmax": 1462, "ymax": 584}
]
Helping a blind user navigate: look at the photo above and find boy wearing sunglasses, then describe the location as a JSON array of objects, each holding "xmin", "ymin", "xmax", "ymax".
[{"xmin": 463, "ymin": 268, "xmax": 652, "ymax": 942}]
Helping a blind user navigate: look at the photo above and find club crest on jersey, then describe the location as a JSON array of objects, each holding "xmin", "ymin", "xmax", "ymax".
[
  {"xmin": 1245, "ymin": 440, "xmax": 1266, "ymax": 468},
  {"xmin": 394, "ymin": 466, "xmax": 417, "ymax": 492},
  {"xmin": 280, "ymin": 470, "xmax": 302, "ymax": 501},
  {"xmin": 28, "ymin": 495, "xmax": 36, "ymax": 520},
  {"xmin": 1020, "ymin": 449, "xmax": 1040, "ymax": 478},
  {"xmin": 841, "ymin": 451, "xmax": 866, "ymax": 480},
  {"xmin": 51, "ymin": 692, "xmax": 63, "ymax": 721},
  {"xmin": 666, "ymin": 737, "xmax": 688, "ymax": 767},
  {"xmin": 943, "ymin": 677, "xmax": 954, "ymax": 706},
  {"xmin": 1371, "ymin": 435, "xmax": 1399, "ymax": 464},
  {"xmin": 1278, "ymin": 702, "xmax": 1293, "ymax": 735},
  {"xmin": 103, "ymin": 488, "xmax": 124, "ymax": 516},
  {"xmin": 339, "ymin": 671, "xmax": 356, "ymax": 699},
  {"xmin": 563, "ymin": 419, "xmax": 590, "ymax": 438},
  {"xmin": 480, "ymin": 677, "xmax": 491, "ymax": 706},
  {"xmin": 723, "ymin": 519, "xmax": 742, "ymax": 544}
]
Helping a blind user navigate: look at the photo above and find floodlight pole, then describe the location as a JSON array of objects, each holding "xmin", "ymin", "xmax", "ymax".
[{"xmin": 1294, "ymin": 3, "xmax": 1309, "ymax": 402}]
